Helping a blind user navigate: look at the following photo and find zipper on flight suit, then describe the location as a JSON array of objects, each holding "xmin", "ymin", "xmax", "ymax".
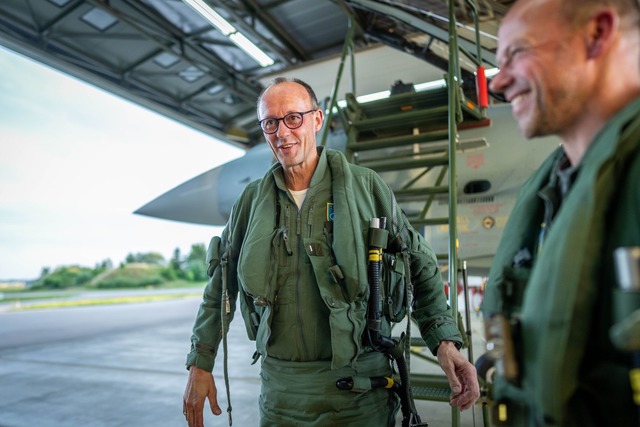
[{"xmin": 293, "ymin": 201, "xmax": 309, "ymax": 359}]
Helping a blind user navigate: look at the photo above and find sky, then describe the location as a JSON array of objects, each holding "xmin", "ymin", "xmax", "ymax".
[{"xmin": 0, "ymin": 46, "xmax": 245, "ymax": 280}]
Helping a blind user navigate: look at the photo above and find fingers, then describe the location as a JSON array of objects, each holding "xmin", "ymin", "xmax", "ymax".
[
  {"xmin": 183, "ymin": 396, "xmax": 205, "ymax": 427},
  {"xmin": 183, "ymin": 366, "xmax": 222, "ymax": 426},
  {"xmin": 449, "ymin": 361, "xmax": 481, "ymax": 411},
  {"xmin": 436, "ymin": 341, "xmax": 481, "ymax": 411},
  {"xmin": 208, "ymin": 382, "xmax": 222, "ymax": 416}
]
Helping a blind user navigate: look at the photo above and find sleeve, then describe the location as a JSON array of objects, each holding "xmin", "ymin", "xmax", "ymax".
[
  {"xmin": 404, "ymin": 219, "xmax": 463, "ymax": 354},
  {"xmin": 371, "ymin": 173, "xmax": 462, "ymax": 354},
  {"xmin": 184, "ymin": 186, "xmax": 252, "ymax": 371}
]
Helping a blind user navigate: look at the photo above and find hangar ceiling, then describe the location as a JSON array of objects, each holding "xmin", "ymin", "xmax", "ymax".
[{"xmin": 0, "ymin": 0, "xmax": 515, "ymax": 149}]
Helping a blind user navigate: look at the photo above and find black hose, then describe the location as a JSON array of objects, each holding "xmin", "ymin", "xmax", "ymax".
[{"xmin": 363, "ymin": 217, "xmax": 426, "ymax": 427}]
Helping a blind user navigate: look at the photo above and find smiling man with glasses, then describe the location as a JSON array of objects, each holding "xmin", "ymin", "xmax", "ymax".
[
  {"xmin": 182, "ymin": 77, "xmax": 479, "ymax": 427},
  {"xmin": 256, "ymin": 85, "xmax": 321, "ymax": 182}
]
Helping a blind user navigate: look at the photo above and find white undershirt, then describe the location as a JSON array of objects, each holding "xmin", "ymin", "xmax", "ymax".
[{"xmin": 289, "ymin": 188, "xmax": 308, "ymax": 209}]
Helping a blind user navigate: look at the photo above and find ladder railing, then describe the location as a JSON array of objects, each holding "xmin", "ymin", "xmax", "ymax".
[{"xmin": 325, "ymin": 2, "xmax": 489, "ymax": 426}]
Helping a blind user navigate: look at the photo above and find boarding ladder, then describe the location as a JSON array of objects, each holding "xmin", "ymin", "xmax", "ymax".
[{"xmin": 323, "ymin": 1, "xmax": 491, "ymax": 426}]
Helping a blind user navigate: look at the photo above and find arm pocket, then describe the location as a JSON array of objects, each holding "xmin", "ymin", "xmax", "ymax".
[
  {"xmin": 206, "ymin": 236, "xmax": 222, "ymax": 277},
  {"xmin": 383, "ymin": 252, "xmax": 407, "ymax": 323}
]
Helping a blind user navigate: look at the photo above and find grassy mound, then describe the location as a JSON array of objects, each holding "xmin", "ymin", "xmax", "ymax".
[{"xmin": 91, "ymin": 263, "xmax": 165, "ymax": 289}]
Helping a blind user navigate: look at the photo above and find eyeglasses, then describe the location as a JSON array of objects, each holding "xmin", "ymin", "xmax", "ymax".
[{"xmin": 258, "ymin": 109, "xmax": 317, "ymax": 134}]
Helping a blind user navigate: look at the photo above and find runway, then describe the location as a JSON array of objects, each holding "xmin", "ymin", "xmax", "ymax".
[{"xmin": 0, "ymin": 290, "xmax": 488, "ymax": 427}]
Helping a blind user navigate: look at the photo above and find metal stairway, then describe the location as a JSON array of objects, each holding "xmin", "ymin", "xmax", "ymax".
[
  {"xmin": 343, "ymin": 84, "xmax": 486, "ymax": 231},
  {"xmin": 325, "ymin": 1, "xmax": 491, "ymax": 426},
  {"xmin": 341, "ymin": 64, "xmax": 487, "ymax": 427}
]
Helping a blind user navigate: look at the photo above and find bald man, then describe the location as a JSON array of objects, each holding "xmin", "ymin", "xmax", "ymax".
[
  {"xmin": 483, "ymin": 0, "xmax": 640, "ymax": 425},
  {"xmin": 182, "ymin": 77, "xmax": 479, "ymax": 426}
]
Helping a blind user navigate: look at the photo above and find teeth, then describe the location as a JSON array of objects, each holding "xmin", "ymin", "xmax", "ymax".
[
  {"xmin": 511, "ymin": 94, "xmax": 524, "ymax": 107},
  {"xmin": 281, "ymin": 144, "xmax": 293, "ymax": 149}
]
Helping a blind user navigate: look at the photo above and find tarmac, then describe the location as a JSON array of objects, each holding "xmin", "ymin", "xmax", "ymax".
[{"xmin": 0, "ymin": 289, "xmax": 490, "ymax": 427}]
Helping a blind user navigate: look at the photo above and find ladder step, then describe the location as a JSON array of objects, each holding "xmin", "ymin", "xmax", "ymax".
[
  {"xmin": 461, "ymin": 99, "xmax": 486, "ymax": 121},
  {"xmin": 408, "ymin": 217, "xmax": 449, "ymax": 227},
  {"xmin": 436, "ymin": 253, "xmax": 449, "ymax": 261},
  {"xmin": 408, "ymin": 337, "xmax": 427, "ymax": 346},
  {"xmin": 411, "ymin": 385, "xmax": 452, "ymax": 402},
  {"xmin": 411, "ymin": 372, "xmax": 453, "ymax": 402},
  {"xmin": 360, "ymin": 156, "xmax": 448, "ymax": 172},
  {"xmin": 347, "ymin": 87, "xmax": 450, "ymax": 116},
  {"xmin": 411, "ymin": 373, "xmax": 452, "ymax": 387},
  {"xmin": 394, "ymin": 186, "xmax": 449, "ymax": 200},
  {"xmin": 351, "ymin": 106, "xmax": 449, "ymax": 132},
  {"xmin": 347, "ymin": 129, "xmax": 450, "ymax": 152}
]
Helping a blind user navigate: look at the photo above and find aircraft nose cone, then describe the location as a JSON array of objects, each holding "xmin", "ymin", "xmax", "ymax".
[{"xmin": 134, "ymin": 144, "xmax": 274, "ymax": 226}]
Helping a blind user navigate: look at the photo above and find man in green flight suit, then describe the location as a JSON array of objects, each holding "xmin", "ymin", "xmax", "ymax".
[
  {"xmin": 182, "ymin": 77, "xmax": 480, "ymax": 426},
  {"xmin": 483, "ymin": 0, "xmax": 640, "ymax": 425}
]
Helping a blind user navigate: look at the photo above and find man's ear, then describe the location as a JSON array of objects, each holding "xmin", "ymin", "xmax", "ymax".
[
  {"xmin": 314, "ymin": 108, "xmax": 324, "ymax": 133},
  {"xmin": 585, "ymin": 9, "xmax": 618, "ymax": 59}
]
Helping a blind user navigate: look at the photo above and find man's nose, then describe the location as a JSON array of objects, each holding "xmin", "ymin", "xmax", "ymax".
[
  {"xmin": 275, "ymin": 120, "xmax": 291, "ymax": 138},
  {"xmin": 488, "ymin": 70, "xmax": 510, "ymax": 102}
]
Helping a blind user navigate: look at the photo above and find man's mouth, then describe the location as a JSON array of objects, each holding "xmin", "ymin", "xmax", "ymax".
[
  {"xmin": 510, "ymin": 93, "xmax": 525, "ymax": 108},
  {"xmin": 279, "ymin": 143, "xmax": 295, "ymax": 150}
]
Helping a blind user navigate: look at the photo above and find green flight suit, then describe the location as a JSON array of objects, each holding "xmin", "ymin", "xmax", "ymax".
[
  {"xmin": 186, "ymin": 147, "xmax": 462, "ymax": 426},
  {"xmin": 482, "ymin": 98, "xmax": 640, "ymax": 426}
]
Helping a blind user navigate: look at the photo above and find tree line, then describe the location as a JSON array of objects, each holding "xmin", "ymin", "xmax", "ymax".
[{"xmin": 32, "ymin": 243, "xmax": 208, "ymax": 290}]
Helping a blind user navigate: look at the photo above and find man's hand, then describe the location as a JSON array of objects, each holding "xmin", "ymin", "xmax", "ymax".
[
  {"xmin": 436, "ymin": 340, "xmax": 480, "ymax": 410},
  {"xmin": 183, "ymin": 366, "xmax": 222, "ymax": 427}
]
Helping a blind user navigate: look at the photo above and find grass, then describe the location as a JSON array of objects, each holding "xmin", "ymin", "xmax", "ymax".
[
  {"xmin": 0, "ymin": 280, "xmax": 205, "ymax": 311},
  {"xmin": 18, "ymin": 293, "xmax": 202, "ymax": 310}
]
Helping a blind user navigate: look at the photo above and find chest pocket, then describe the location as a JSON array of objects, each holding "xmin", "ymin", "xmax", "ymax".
[{"xmin": 304, "ymin": 238, "xmax": 347, "ymax": 304}]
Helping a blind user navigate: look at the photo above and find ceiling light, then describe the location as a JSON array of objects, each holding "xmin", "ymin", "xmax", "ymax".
[
  {"xmin": 183, "ymin": 0, "xmax": 236, "ymax": 35},
  {"xmin": 357, "ymin": 90, "xmax": 391, "ymax": 104},
  {"xmin": 229, "ymin": 33, "xmax": 274, "ymax": 67},
  {"xmin": 484, "ymin": 67, "xmax": 499, "ymax": 78},
  {"xmin": 414, "ymin": 80, "xmax": 446, "ymax": 91},
  {"xmin": 182, "ymin": 0, "xmax": 274, "ymax": 68}
]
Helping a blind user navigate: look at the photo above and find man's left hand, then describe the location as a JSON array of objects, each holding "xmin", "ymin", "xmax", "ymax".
[{"xmin": 436, "ymin": 340, "xmax": 480, "ymax": 410}]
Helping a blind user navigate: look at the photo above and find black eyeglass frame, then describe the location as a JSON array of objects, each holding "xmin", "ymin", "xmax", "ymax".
[{"xmin": 258, "ymin": 109, "xmax": 317, "ymax": 134}]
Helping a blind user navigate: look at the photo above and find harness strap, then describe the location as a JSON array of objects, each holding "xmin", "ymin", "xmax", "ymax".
[
  {"xmin": 220, "ymin": 250, "xmax": 233, "ymax": 426},
  {"xmin": 391, "ymin": 191, "xmax": 415, "ymax": 371}
]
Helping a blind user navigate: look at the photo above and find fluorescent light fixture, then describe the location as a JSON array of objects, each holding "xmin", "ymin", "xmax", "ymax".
[
  {"xmin": 229, "ymin": 33, "xmax": 275, "ymax": 67},
  {"xmin": 183, "ymin": 0, "xmax": 236, "ymax": 35},
  {"xmin": 334, "ymin": 78, "xmax": 451, "ymax": 107},
  {"xmin": 183, "ymin": 0, "xmax": 274, "ymax": 68},
  {"xmin": 357, "ymin": 90, "xmax": 391, "ymax": 103},
  {"xmin": 484, "ymin": 67, "xmax": 499, "ymax": 78},
  {"xmin": 334, "ymin": 90, "xmax": 391, "ymax": 108},
  {"xmin": 337, "ymin": 73, "xmax": 493, "ymax": 106},
  {"xmin": 414, "ymin": 79, "xmax": 447, "ymax": 91}
]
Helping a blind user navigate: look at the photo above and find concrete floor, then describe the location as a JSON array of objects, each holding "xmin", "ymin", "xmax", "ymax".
[{"xmin": 0, "ymin": 292, "xmax": 490, "ymax": 427}]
